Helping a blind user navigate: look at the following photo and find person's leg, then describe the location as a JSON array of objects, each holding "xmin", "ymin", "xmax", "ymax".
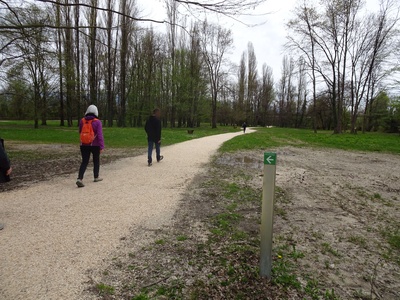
[
  {"xmin": 92, "ymin": 146, "xmax": 101, "ymax": 179},
  {"xmin": 148, "ymin": 139, "xmax": 154, "ymax": 165},
  {"xmin": 78, "ymin": 146, "xmax": 91, "ymax": 180},
  {"xmin": 156, "ymin": 142, "xmax": 162, "ymax": 162}
]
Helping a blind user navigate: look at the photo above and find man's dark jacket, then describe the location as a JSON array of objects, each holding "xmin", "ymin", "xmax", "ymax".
[
  {"xmin": 0, "ymin": 138, "xmax": 11, "ymax": 183},
  {"xmin": 145, "ymin": 115, "xmax": 161, "ymax": 142}
]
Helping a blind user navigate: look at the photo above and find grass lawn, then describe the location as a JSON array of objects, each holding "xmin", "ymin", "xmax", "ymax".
[
  {"xmin": 0, "ymin": 121, "xmax": 399, "ymax": 154},
  {"xmin": 0, "ymin": 120, "xmax": 238, "ymax": 148},
  {"xmin": 220, "ymin": 127, "xmax": 400, "ymax": 154}
]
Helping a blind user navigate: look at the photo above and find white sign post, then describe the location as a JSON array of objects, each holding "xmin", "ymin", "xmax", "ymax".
[{"xmin": 260, "ymin": 152, "xmax": 277, "ymax": 278}]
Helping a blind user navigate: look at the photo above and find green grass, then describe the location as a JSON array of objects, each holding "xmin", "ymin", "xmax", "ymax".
[
  {"xmin": 220, "ymin": 127, "xmax": 400, "ymax": 154},
  {"xmin": 95, "ymin": 283, "xmax": 115, "ymax": 295},
  {"xmin": 0, "ymin": 120, "xmax": 238, "ymax": 148},
  {"xmin": 1, "ymin": 122, "xmax": 398, "ymax": 154}
]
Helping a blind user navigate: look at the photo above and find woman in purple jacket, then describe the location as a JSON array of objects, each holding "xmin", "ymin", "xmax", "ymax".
[{"xmin": 76, "ymin": 105, "xmax": 105, "ymax": 188}]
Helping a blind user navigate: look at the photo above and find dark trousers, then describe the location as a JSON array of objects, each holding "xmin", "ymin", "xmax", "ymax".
[
  {"xmin": 78, "ymin": 146, "xmax": 100, "ymax": 180},
  {"xmin": 147, "ymin": 139, "xmax": 161, "ymax": 163}
]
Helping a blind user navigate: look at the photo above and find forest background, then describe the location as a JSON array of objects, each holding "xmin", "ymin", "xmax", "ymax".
[{"xmin": 0, "ymin": 0, "xmax": 399, "ymax": 134}]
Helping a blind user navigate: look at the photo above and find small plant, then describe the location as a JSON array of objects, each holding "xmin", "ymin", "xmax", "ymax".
[
  {"xmin": 324, "ymin": 260, "xmax": 330, "ymax": 269},
  {"xmin": 348, "ymin": 235, "xmax": 367, "ymax": 248},
  {"xmin": 304, "ymin": 278, "xmax": 320, "ymax": 300},
  {"xmin": 275, "ymin": 206, "xmax": 287, "ymax": 219},
  {"xmin": 324, "ymin": 288, "xmax": 339, "ymax": 300},
  {"xmin": 213, "ymin": 212, "xmax": 241, "ymax": 231},
  {"xmin": 288, "ymin": 245, "xmax": 305, "ymax": 260},
  {"xmin": 388, "ymin": 232, "xmax": 400, "ymax": 250},
  {"xmin": 177, "ymin": 235, "xmax": 188, "ymax": 241},
  {"xmin": 232, "ymin": 230, "xmax": 248, "ymax": 241},
  {"xmin": 272, "ymin": 257, "xmax": 302, "ymax": 289},
  {"xmin": 96, "ymin": 283, "xmax": 115, "ymax": 295},
  {"xmin": 275, "ymin": 186, "xmax": 291, "ymax": 204},
  {"xmin": 155, "ymin": 239, "xmax": 166, "ymax": 245},
  {"xmin": 321, "ymin": 242, "xmax": 341, "ymax": 257},
  {"xmin": 224, "ymin": 183, "xmax": 240, "ymax": 198},
  {"xmin": 272, "ymin": 245, "xmax": 302, "ymax": 290},
  {"xmin": 132, "ymin": 294, "xmax": 149, "ymax": 300},
  {"xmin": 373, "ymin": 193, "xmax": 382, "ymax": 199},
  {"xmin": 312, "ymin": 231, "xmax": 324, "ymax": 240}
]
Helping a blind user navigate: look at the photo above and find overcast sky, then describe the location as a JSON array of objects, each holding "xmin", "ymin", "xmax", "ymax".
[{"xmin": 138, "ymin": 0, "xmax": 383, "ymax": 81}]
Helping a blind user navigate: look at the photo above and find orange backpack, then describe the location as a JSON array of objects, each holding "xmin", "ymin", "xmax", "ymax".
[{"xmin": 80, "ymin": 118, "xmax": 97, "ymax": 145}]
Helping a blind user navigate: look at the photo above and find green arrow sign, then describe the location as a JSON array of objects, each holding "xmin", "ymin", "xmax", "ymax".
[{"xmin": 264, "ymin": 153, "xmax": 277, "ymax": 165}]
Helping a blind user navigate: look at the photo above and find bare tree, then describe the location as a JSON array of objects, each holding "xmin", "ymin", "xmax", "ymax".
[
  {"xmin": 295, "ymin": 57, "xmax": 308, "ymax": 128},
  {"xmin": 287, "ymin": 0, "xmax": 399, "ymax": 133},
  {"xmin": 117, "ymin": 0, "xmax": 136, "ymax": 127},
  {"xmin": 277, "ymin": 56, "xmax": 295, "ymax": 127},
  {"xmin": 54, "ymin": 0, "xmax": 65, "ymax": 126},
  {"xmin": 247, "ymin": 42, "xmax": 258, "ymax": 125},
  {"xmin": 236, "ymin": 51, "xmax": 246, "ymax": 124},
  {"xmin": 199, "ymin": 20, "xmax": 233, "ymax": 128},
  {"xmin": 258, "ymin": 63, "xmax": 274, "ymax": 127},
  {"xmin": 63, "ymin": 0, "xmax": 75, "ymax": 126},
  {"xmin": 2, "ymin": 5, "xmax": 54, "ymax": 128}
]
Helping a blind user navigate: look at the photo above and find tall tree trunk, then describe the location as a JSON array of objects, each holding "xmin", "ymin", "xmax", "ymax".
[
  {"xmin": 64, "ymin": 0, "xmax": 75, "ymax": 127},
  {"xmin": 75, "ymin": 0, "xmax": 82, "ymax": 120},
  {"xmin": 106, "ymin": 0, "xmax": 114, "ymax": 127},
  {"xmin": 89, "ymin": 0, "xmax": 98, "ymax": 105},
  {"xmin": 118, "ymin": 0, "xmax": 128, "ymax": 127},
  {"xmin": 56, "ymin": 1, "xmax": 65, "ymax": 126}
]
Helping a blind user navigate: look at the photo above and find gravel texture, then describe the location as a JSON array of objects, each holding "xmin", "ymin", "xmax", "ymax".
[{"xmin": 0, "ymin": 130, "xmax": 248, "ymax": 300}]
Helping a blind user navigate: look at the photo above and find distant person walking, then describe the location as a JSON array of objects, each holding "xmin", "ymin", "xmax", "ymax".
[
  {"xmin": 145, "ymin": 108, "xmax": 163, "ymax": 166},
  {"xmin": 242, "ymin": 122, "xmax": 247, "ymax": 133},
  {"xmin": 76, "ymin": 105, "xmax": 105, "ymax": 188},
  {"xmin": 0, "ymin": 137, "xmax": 12, "ymax": 230}
]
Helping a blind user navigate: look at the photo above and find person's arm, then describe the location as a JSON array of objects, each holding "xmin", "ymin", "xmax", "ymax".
[
  {"xmin": 95, "ymin": 120, "xmax": 105, "ymax": 151},
  {"xmin": 156, "ymin": 119, "xmax": 162, "ymax": 143},
  {"xmin": 78, "ymin": 118, "xmax": 83, "ymax": 133}
]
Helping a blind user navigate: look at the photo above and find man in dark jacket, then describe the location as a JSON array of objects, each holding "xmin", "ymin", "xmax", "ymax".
[
  {"xmin": 0, "ymin": 138, "xmax": 12, "ymax": 183},
  {"xmin": 0, "ymin": 138, "xmax": 12, "ymax": 230},
  {"xmin": 145, "ymin": 108, "xmax": 163, "ymax": 166}
]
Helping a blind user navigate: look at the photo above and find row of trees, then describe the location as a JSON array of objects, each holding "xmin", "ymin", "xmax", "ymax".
[
  {"xmin": 0, "ymin": 0, "xmax": 399, "ymax": 133},
  {"xmin": 286, "ymin": 0, "xmax": 400, "ymax": 133},
  {"xmin": 0, "ymin": 0, "xmax": 270, "ymax": 129}
]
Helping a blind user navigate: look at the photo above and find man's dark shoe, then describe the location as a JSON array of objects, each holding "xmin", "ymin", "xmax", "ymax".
[
  {"xmin": 157, "ymin": 156, "xmax": 164, "ymax": 162},
  {"xmin": 148, "ymin": 162, "xmax": 152, "ymax": 167}
]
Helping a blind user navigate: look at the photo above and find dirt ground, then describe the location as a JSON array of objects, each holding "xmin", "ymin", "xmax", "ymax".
[
  {"xmin": 85, "ymin": 147, "xmax": 400, "ymax": 299},
  {"xmin": 0, "ymin": 142, "xmax": 142, "ymax": 193},
  {"xmin": 263, "ymin": 147, "xmax": 400, "ymax": 299},
  {"xmin": 1, "ymin": 138, "xmax": 399, "ymax": 299}
]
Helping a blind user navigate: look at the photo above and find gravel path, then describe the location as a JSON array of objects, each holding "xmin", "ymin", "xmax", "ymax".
[{"xmin": 0, "ymin": 130, "xmax": 250, "ymax": 300}]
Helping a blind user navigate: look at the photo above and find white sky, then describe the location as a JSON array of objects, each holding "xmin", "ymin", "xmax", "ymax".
[{"xmin": 138, "ymin": 0, "xmax": 384, "ymax": 81}]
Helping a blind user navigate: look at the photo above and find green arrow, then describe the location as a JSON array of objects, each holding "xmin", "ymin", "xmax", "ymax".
[{"xmin": 264, "ymin": 153, "xmax": 277, "ymax": 165}]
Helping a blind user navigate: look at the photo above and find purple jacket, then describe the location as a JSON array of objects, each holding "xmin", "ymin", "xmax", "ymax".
[{"xmin": 79, "ymin": 115, "xmax": 105, "ymax": 150}]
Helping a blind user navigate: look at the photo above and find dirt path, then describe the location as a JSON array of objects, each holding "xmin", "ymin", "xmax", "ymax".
[{"xmin": 0, "ymin": 130, "xmax": 249, "ymax": 300}]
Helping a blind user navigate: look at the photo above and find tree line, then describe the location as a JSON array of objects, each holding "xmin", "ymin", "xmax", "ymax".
[
  {"xmin": 0, "ymin": 0, "xmax": 399, "ymax": 133},
  {"xmin": 286, "ymin": 0, "xmax": 400, "ymax": 133}
]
